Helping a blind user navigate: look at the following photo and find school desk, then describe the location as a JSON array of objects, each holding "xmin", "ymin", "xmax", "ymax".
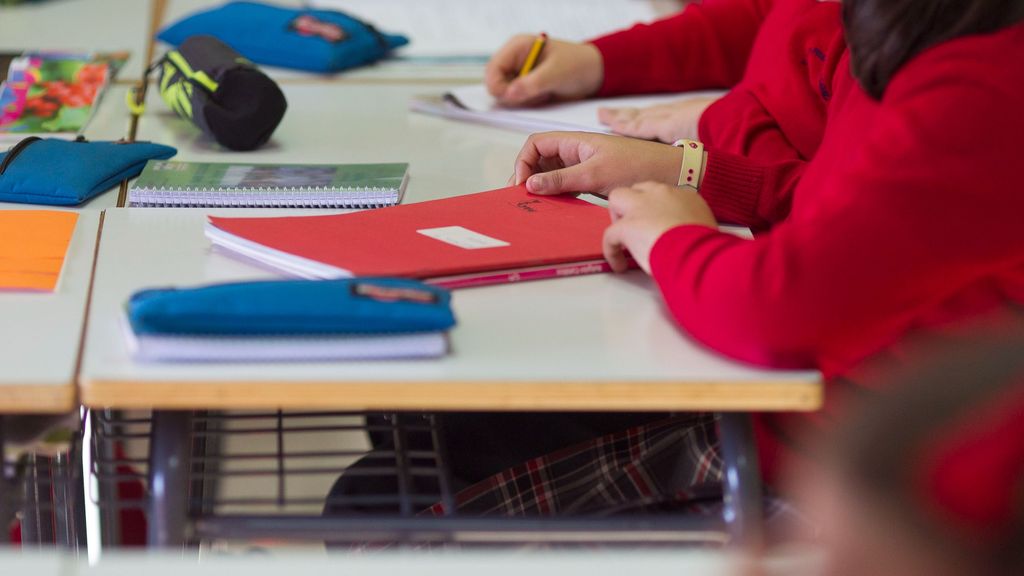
[
  {"xmin": 0, "ymin": 78, "xmax": 136, "ymax": 547},
  {"xmin": 76, "ymin": 80, "xmax": 822, "ymax": 550},
  {"xmin": 0, "ymin": 210, "xmax": 100, "ymax": 413},
  {"xmin": 2, "ymin": 0, "xmax": 801, "ymax": 553},
  {"xmin": 0, "ymin": 209, "xmax": 98, "ymax": 546}
]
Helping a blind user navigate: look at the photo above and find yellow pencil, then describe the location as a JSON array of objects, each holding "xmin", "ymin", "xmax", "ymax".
[{"xmin": 518, "ymin": 32, "xmax": 548, "ymax": 77}]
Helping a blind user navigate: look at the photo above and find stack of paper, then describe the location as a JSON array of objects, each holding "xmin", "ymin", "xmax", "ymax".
[{"xmin": 411, "ymin": 85, "xmax": 724, "ymax": 134}]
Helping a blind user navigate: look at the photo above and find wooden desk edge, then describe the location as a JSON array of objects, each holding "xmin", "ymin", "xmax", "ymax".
[
  {"xmin": 80, "ymin": 378, "xmax": 823, "ymax": 412},
  {"xmin": 0, "ymin": 385, "xmax": 77, "ymax": 414}
]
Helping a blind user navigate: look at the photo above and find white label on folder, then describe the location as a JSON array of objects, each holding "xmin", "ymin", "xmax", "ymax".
[{"xmin": 417, "ymin": 226, "xmax": 510, "ymax": 249}]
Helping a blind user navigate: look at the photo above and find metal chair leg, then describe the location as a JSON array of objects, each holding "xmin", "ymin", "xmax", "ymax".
[
  {"xmin": 147, "ymin": 410, "xmax": 193, "ymax": 548},
  {"xmin": 718, "ymin": 412, "xmax": 765, "ymax": 550}
]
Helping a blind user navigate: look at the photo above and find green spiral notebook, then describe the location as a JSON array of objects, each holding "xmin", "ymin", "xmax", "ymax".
[{"xmin": 128, "ymin": 160, "xmax": 410, "ymax": 208}]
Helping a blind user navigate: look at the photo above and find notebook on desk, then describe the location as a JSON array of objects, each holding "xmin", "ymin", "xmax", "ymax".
[
  {"xmin": 410, "ymin": 85, "xmax": 724, "ymax": 134},
  {"xmin": 0, "ymin": 210, "xmax": 78, "ymax": 292},
  {"xmin": 128, "ymin": 160, "xmax": 410, "ymax": 208},
  {"xmin": 0, "ymin": 51, "xmax": 128, "ymax": 143},
  {"xmin": 205, "ymin": 184, "xmax": 614, "ymax": 289}
]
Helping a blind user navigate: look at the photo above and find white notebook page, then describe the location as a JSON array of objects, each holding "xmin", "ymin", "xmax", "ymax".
[{"xmin": 418, "ymin": 84, "xmax": 724, "ymax": 134}]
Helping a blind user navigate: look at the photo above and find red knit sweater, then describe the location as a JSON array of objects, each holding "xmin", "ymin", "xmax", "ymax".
[
  {"xmin": 591, "ymin": 0, "xmax": 844, "ymax": 165},
  {"xmin": 649, "ymin": 23, "xmax": 1024, "ymax": 480}
]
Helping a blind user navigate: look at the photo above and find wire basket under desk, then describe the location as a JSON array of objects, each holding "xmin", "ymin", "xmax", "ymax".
[{"xmin": 86, "ymin": 409, "xmax": 733, "ymax": 549}]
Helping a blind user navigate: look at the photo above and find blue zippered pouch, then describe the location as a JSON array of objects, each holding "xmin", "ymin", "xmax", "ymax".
[
  {"xmin": 127, "ymin": 278, "xmax": 455, "ymax": 336},
  {"xmin": 0, "ymin": 138, "xmax": 177, "ymax": 205},
  {"xmin": 157, "ymin": 1, "xmax": 409, "ymax": 73}
]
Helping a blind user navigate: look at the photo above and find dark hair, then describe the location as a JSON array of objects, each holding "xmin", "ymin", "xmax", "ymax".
[{"xmin": 843, "ymin": 0, "xmax": 1024, "ymax": 99}]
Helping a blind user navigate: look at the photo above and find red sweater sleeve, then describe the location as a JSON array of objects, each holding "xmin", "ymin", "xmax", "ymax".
[
  {"xmin": 592, "ymin": 0, "xmax": 774, "ymax": 96},
  {"xmin": 698, "ymin": 148, "xmax": 806, "ymax": 230},
  {"xmin": 648, "ymin": 34, "xmax": 1024, "ymax": 372}
]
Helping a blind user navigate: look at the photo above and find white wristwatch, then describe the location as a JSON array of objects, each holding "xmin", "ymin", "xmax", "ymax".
[{"xmin": 672, "ymin": 139, "xmax": 705, "ymax": 192}]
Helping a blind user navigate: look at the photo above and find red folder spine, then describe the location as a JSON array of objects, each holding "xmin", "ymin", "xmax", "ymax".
[{"xmin": 429, "ymin": 260, "xmax": 612, "ymax": 290}]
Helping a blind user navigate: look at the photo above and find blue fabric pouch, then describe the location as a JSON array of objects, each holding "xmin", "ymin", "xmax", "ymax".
[
  {"xmin": 128, "ymin": 278, "xmax": 455, "ymax": 336},
  {"xmin": 157, "ymin": 1, "xmax": 409, "ymax": 73},
  {"xmin": 0, "ymin": 138, "xmax": 177, "ymax": 205}
]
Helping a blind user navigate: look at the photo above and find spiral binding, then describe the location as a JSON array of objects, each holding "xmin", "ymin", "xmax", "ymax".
[{"xmin": 127, "ymin": 185, "xmax": 400, "ymax": 208}]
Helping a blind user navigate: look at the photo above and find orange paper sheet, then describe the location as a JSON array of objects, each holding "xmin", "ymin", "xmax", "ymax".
[{"xmin": 0, "ymin": 210, "xmax": 79, "ymax": 292}]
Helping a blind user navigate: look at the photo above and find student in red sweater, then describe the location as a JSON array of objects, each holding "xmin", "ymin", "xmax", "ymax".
[
  {"xmin": 326, "ymin": 1, "xmax": 847, "ymax": 516},
  {"xmin": 326, "ymin": 6, "xmax": 1022, "ymax": 554},
  {"xmin": 434, "ymin": 0, "xmax": 1024, "ymax": 517},
  {"xmin": 493, "ymin": 0, "xmax": 844, "ymax": 233},
  {"xmin": 329, "ymin": 0, "xmax": 1022, "ymax": 527},
  {"xmin": 488, "ymin": 0, "xmax": 843, "ymax": 162}
]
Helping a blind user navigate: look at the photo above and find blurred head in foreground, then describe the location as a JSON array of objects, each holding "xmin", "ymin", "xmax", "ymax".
[{"xmin": 798, "ymin": 327, "xmax": 1024, "ymax": 576}]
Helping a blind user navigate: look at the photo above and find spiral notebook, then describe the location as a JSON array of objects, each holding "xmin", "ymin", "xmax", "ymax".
[{"xmin": 128, "ymin": 160, "xmax": 410, "ymax": 208}]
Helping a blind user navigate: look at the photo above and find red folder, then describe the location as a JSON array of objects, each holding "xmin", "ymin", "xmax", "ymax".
[{"xmin": 206, "ymin": 185, "xmax": 614, "ymax": 289}]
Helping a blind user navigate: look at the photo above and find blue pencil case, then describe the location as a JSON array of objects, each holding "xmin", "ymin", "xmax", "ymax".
[
  {"xmin": 125, "ymin": 278, "xmax": 455, "ymax": 362},
  {"xmin": 0, "ymin": 138, "xmax": 177, "ymax": 206},
  {"xmin": 157, "ymin": 1, "xmax": 410, "ymax": 73},
  {"xmin": 128, "ymin": 278, "xmax": 455, "ymax": 336}
]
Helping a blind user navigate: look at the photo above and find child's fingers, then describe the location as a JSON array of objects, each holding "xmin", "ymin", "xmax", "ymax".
[
  {"xmin": 514, "ymin": 157, "xmax": 536, "ymax": 186},
  {"xmin": 503, "ymin": 74, "xmax": 552, "ymax": 106},
  {"xmin": 632, "ymin": 180, "xmax": 670, "ymax": 194},
  {"xmin": 607, "ymin": 184, "xmax": 641, "ymax": 216},
  {"xmin": 484, "ymin": 64, "xmax": 514, "ymax": 100},
  {"xmin": 602, "ymin": 223, "xmax": 631, "ymax": 273},
  {"xmin": 514, "ymin": 134, "xmax": 544, "ymax": 185},
  {"xmin": 631, "ymin": 114, "xmax": 666, "ymax": 139},
  {"xmin": 597, "ymin": 106, "xmax": 637, "ymax": 126},
  {"xmin": 537, "ymin": 155, "xmax": 565, "ymax": 174},
  {"xmin": 526, "ymin": 163, "xmax": 596, "ymax": 195},
  {"xmin": 609, "ymin": 112, "xmax": 666, "ymax": 140},
  {"xmin": 514, "ymin": 132, "xmax": 585, "ymax": 184},
  {"xmin": 502, "ymin": 56, "xmax": 570, "ymax": 106},
  {"xmin": 485, "ymin": 35, "xmax": 534, "ymax": 98}
]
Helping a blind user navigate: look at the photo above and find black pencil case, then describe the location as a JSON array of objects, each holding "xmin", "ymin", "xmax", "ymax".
[{"xmin": 156, "ymin": 35, "xmax": 288, "ymax": 151}]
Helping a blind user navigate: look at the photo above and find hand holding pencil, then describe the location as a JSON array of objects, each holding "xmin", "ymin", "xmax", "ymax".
[
  {"xmin": 518, "ymin": 32, "xmax": 549, "ymax": 77},
  {"xmin": 485, "ymin": 33, "xmax": 605, "ymax": 107}
]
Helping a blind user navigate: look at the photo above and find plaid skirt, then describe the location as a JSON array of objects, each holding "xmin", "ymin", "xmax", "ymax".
[
  {"xmin": 328, "ymin": 413, "xmax": 809, "ymax": 550},
  {"xmin": 425, "ymin": 413, "xmax": 727, "ymax": 517}
]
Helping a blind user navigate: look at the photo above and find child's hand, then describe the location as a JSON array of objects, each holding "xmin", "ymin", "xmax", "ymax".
[
  {"xmin": 598, "ymin": 96, "xmax": 719, "ymax": 143},
  {"xmin": 486, "ymin": 35, "xmax": 604, "ymax": 107},
  {"xmin": 603, "ymin": 181, "xmax": 718, "ymax": 274},
  {"xmin": 514, "ymin": 132, "xmax": 684, "ymax": 196}
]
